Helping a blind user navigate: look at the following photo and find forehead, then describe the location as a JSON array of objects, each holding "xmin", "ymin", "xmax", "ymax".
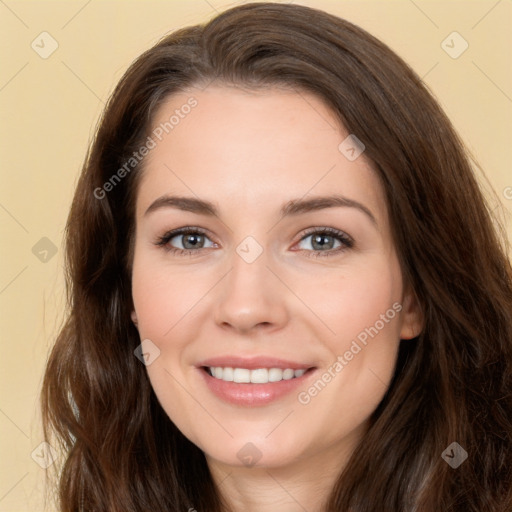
[{"xmin": 136, "ymin": 85, "xmax": 387, "ymax": 224}]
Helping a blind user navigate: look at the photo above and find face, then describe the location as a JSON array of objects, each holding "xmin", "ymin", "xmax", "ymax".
[{"xmin": 130, "ymin": 85, "xmax": 421, "ymax": 473}]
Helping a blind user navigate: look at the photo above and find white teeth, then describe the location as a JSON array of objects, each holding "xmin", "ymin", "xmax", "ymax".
[
  {"xmin": 222, "ymin": 367, "xmax": 234, "ymax": 381},
  {"xmin": 283, "ymin": 369, "xmax": 295, "ymax": 380},
  {"xmin": 233, "ymin": 368, "xmax": 251, "ymax": 383},
  {"xmin": 208, "ymin": 366, "xmax": 308, "ymax": 383},
  {"xmin": 250, "ymin": 368, "xmax": 269, "ymax": 383},
  {"xmin": 268, "ymin": 368, "xmax": 283, "ymax": 382}
]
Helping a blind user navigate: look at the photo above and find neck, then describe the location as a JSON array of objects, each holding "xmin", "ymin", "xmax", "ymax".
[{"xmin": 207, "ymin": 439, "xmax": 357, "ymax": 512}]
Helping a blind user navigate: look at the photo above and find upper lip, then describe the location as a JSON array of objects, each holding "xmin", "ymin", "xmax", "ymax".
[{"xmin": 197, "ymin": 356, "xmax": 315, "ymax": 370}]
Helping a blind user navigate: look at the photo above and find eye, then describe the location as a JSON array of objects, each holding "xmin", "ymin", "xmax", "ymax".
[
  {"xmin": 155, "ymin": 227, "xmax": 216, "ymax": 254},
  {"xmin": 295, "ymin": 227, "xmax": 354, "ymax": 257},
  {"xmin": 155, "ymin": 226, "xmax": 353, "ymax": 257}
]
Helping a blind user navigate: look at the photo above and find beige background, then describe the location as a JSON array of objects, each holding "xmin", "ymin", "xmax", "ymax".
[{"xmin": 0, "ymin": 0, "xmax": 510, "ymax": 510}]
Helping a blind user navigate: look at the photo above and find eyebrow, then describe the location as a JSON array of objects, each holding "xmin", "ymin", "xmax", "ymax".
[{"xmin": 144, "ymin": 194, "xmax": 377, "ymax": 225}]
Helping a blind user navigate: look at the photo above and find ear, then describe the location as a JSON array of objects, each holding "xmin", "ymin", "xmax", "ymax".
[
  {"xmin": 399, "ymin": 286, "xmax": 423, "ymax": 340},
  {"xmin": 131, "ymin": 310, "xmax": 138, "ymax": 327}
]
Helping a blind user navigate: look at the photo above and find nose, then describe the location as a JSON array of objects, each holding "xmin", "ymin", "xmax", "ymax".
[{"xmin": 213, "ymin": 245, "xmax": 290, "ymax": 335}]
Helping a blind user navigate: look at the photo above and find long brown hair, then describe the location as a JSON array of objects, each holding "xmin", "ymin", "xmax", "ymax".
[{"xmin": 41, "ymin": 3, "xmax": 512, "ymax": 511}]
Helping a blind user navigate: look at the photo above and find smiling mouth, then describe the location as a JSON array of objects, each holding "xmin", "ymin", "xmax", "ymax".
[{"xmin": 203, "ymin": 366, "xmax": 314, "ymax": 383}]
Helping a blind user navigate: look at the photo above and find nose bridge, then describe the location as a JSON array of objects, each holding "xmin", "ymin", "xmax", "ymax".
[
  {"xmin": 231, "ymin": 238, "xmax": 269, "ymax": 290},
  {"xmin": 213, "ymin": 236, "xmax": 288, "ymax": 332}
]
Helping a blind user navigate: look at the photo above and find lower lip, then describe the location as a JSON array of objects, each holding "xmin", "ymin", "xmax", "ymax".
[{"xmin": 198, "ymin": 368, "xmax": 316, "ymax": 407}]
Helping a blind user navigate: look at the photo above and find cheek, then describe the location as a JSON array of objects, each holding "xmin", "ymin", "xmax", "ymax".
[
  {"xmin": 131, "ymin": 253, "xmax": 210, "ymax": 339},
  {"xmin": 297, "ymin": 261, "xmax": 403, "ymax": 407},
  {"xmin": 298, "ymin": 260, "xmax": 403, "ymax": 350},
  {"xmin": 321, "ymin": 271, "xmax": 402, "ymax": 405},
  {"xmin": 131, "ymin": 260, "xmax": 206, "ymax": 442}
]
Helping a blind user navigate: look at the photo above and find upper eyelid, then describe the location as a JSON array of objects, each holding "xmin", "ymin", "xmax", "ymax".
[
  {"xmin": 158, "ymin": 227, "xmax": 214, "ymax": 245},
  {"xmin": 299, "ymin": 226, "xmax": 352, "ymax": 239}
]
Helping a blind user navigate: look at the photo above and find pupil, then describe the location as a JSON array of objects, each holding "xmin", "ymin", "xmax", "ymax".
[
  {"xmin": 312, "ymin": 234, "xmax": 333, "ymax": 250},
  {"xmin": 183, "ymin": 234, "xmax": 203, "ymax": 249}
]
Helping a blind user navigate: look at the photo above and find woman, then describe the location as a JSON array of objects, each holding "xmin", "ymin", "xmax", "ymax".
[{"xmin": 41, "ymin": 2, "xmax": 512, "ymax": 511}]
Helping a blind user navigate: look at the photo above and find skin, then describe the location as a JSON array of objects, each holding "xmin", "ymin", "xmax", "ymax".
[{"xmin": 130, "ymin": 85, "xmax": 422, "ymax": 512}]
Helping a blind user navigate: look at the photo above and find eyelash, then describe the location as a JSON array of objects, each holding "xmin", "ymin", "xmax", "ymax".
[{"xmin": 154, "ymin": 226, "xmax": 354, "ymax": 258}]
